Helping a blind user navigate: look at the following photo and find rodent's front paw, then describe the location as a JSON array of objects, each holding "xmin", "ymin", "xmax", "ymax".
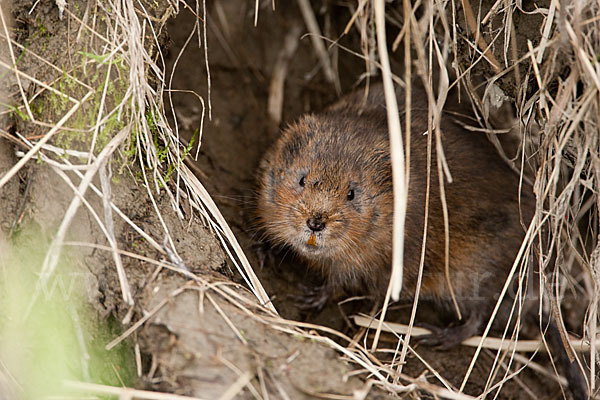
[
  {"xmin": 289, "ymin": 283, "xmax": 331, "ymax": 315},
  {"xmin": 252, "ymin": 241, "xmax": 273, "ymax": 270}
]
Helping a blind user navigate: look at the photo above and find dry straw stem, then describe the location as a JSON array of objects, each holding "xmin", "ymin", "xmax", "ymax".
[
  {"xmin": 99, "ymin": 163, "xmax": 130, "ymax": 309},
  {"xmin": 371, "ymin": 0, "xmax": 408, "ymax": 352},
  {"xmin": 160, "ymin": 1, "xmax": 273, "ymax": 310},
  {"xmin": 217, "ymin": 371, "xmax": 254, "ymax": 400},
  {"xmin": 0, "ymin": 89, "xmax": 92, "ymax": 190},
  {"xmin": 344, "ymin": 0, "xmax": 378, "ymax": 83},
  {"xmin": 354, "ymin": 315, "xmax": 600, "ymax": 353},
  {"xmin": 33, "ymin": 128, "xmax": 132, "ymax": 314},
  {"xmin": 267, "ymin": 23, "xmax": 302, "ymax": 125},
  {"xmin": 13, "ymin": 132, "xmax": 165, "ymax": 259},
  {"xmin": 65, "ymin": 380, "xmax": 208, "ymax": 400},
  {"xmin": 214, "ymin": 355, "xmax": 263, "ymax": 400},
  {"xmin": 458, "ymin": 0, "xmax": 501, "ymax": 73},
  {"xmin": 0, "ymin": 6, "xmax": 33, "ymax": 121},
  {"xmin": 409, "ymin": 0, "xmax": 460, "ymax": 321},
  {"xmin": 253, "ymin": 0, "xmax": 259, "ymax": 26},
  {"xmin": 180, "ymin": 164, "xmax": 275, "ymax": 313},
  {"xmin": 297, "ymin": 0, "xmax": 340, "ymax": 93}
]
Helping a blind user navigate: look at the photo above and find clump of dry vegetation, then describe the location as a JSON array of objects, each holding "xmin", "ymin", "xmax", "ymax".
[{"xmin": 0, "ymin": 0, "xmax": 598, "ymax": 398}]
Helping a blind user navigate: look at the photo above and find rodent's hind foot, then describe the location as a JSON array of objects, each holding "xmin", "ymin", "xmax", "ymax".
[
  {"xmin": 289, "ymin": 283, "xmax": 331, "ymax": 315},
  {"xmin": 416, "ymin": 313, "xmax": 482, "ymax": 350}
]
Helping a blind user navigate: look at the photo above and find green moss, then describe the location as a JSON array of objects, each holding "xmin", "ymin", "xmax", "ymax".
[
  {"xmin": 1, "ymin": 225, "xmax": 135, "ymax": 398},
  {"xmin": 32, "ymin": 18, "xmax": 51, "ymax": 52},
  {"xmin": 147, "ymin": 110, "xmax": 197, "ymax": 188},
  {"xmin": 32, "ymin": 98, "xmax": 44, "ymax": 120},
  {"xmin": 5, "ymin": 103, "xmax": 29, "ymax": 121},
  {"xmin": 33, "ymin": 18, "xmax": 50, "ymax": 41},
  {"xmin": 34, "ymin": 53, "xmax": 129, "ymax": 157},
  {"xmin": 23, "ymin": 36, "xmax": 178, "ymax": 184}
]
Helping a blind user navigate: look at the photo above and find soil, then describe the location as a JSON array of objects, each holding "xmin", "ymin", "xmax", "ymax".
[{"xmin": 0, "ymin": 0, "xmax": 573, "ymax": 399}]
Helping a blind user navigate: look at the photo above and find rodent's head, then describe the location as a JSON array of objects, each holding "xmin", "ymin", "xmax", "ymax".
[{"xmin": 257, "ymin": 114, "xmax": 392, "ymax": 263}]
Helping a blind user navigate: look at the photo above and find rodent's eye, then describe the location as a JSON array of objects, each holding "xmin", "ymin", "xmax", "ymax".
[
  {"xmin": 347, "ymin": 189, "xmax": 355, "ymax": 201},
  {"xmin": 299, "ymin": 176, "xmax": 306, "ymax": 187}
]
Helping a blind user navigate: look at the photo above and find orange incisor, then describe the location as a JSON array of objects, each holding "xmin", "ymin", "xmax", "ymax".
[{"xmin": 307, "ymin": 234, "xmax": 317, "ymax": 246}]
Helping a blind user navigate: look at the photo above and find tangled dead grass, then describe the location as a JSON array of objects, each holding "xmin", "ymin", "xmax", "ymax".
[{"xmin": 0, "ymin": 0, "xmax": 598, "ymax": 398}]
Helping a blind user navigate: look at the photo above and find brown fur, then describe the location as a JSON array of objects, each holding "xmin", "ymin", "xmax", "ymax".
[
  {"xmin": 256, "ymin": 83, "xmax": 588, "ymax": 399},
  {"xmin": 258, "ymin": 83, "xmax": 532, "ymax": 314}
]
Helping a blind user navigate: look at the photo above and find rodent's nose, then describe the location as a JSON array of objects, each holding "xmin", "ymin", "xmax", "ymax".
[{"xmin": 306, "ymin": 216, "xmax": 325, "ymax": 232}]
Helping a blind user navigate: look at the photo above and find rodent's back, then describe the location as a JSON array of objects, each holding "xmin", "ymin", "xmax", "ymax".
[{"xmin": 399, "ymin": 88, "xmax": 534, "ymax": 308}]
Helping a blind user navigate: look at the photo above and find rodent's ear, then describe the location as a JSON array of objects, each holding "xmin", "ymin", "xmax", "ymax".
[
  {"xmin": 259, "ymin": 166, "xmax": 277, "ymax": 203},
  {"xmin": 257, "ymin": 155, "xmax": 274, "ymax": 182},
  {"xmin": 279, "ymin": 120, "xmax": 316, "ymax": 167}
]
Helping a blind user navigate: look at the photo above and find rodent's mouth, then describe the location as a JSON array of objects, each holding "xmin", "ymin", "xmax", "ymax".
[
  {"xmin": 294, "ymin": 231, "xmax": 329, "ymax": 256},
  {"xmin": 299, "ymin": 241, "xmax": 325, "ymax": 254}
]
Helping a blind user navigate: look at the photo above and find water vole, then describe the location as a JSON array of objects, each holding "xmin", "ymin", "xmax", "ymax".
[
  {"xmin": 256, "ymin": 82, "xmax": 586, "ymax": 398},
  {"xmin": 258, "ymin": 83, "xmax": 531, "ymax": 329}
]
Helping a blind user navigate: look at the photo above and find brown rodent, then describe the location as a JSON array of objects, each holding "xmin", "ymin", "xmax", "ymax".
[
  {"xmin": 258, "ymin": 83, "xmax": 531, "ymax": 320},
  {"xmin": 257, "ymin": 83, "xmax": 587, "ymax": 398}
]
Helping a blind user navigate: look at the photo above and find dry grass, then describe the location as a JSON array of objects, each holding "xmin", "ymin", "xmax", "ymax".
[
  {"xmin": 340, "ymin": 0, "xmax": 599, "ymax": 398},
  {"xmin": 0, "ymin": 0, "xmax": 598, "ymax": 398}
]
